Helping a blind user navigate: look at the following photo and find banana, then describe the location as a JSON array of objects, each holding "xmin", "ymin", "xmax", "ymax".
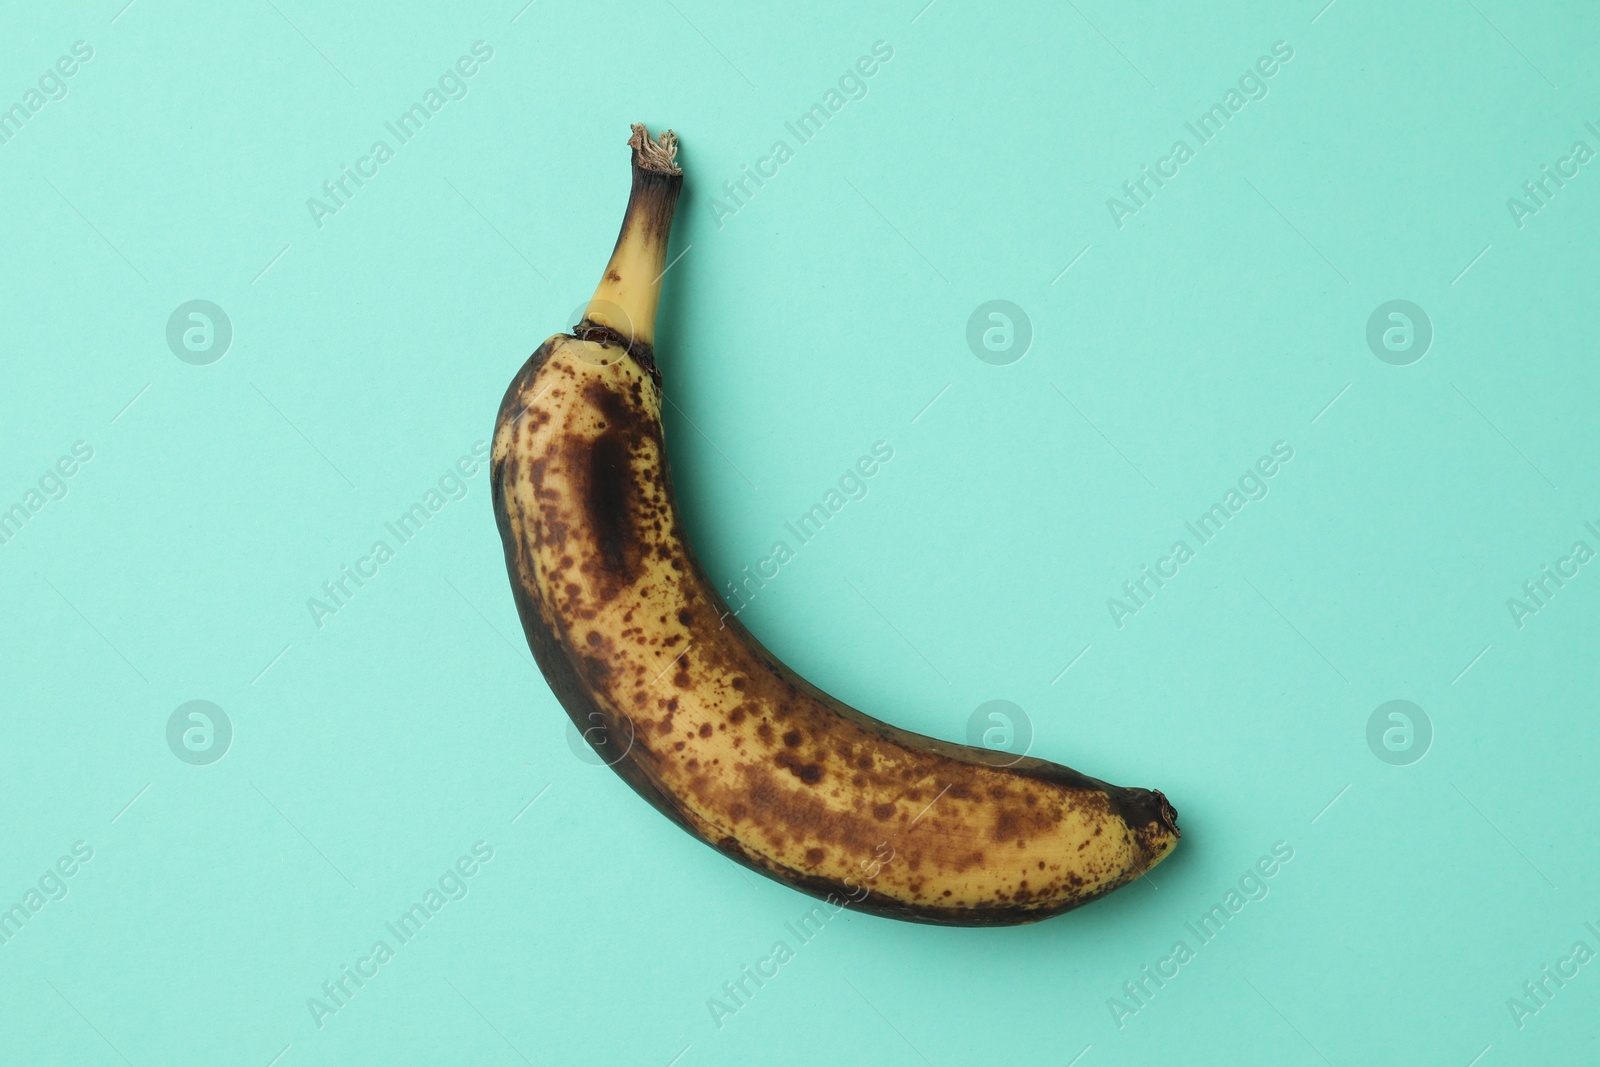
[{"xmin": 492, "ymin": 124, "xmax": 1179, "ymax": 926}]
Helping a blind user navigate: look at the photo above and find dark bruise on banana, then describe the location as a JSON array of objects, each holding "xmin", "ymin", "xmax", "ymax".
[{"xmin": 492, "ymin": 124, "xmax": 1179, "ymax": 926}]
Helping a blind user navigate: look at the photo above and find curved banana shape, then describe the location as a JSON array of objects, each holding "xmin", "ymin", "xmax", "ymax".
[{"xmin": 492, "ymin": 124, "xmax": 1178, "ymax": 925}]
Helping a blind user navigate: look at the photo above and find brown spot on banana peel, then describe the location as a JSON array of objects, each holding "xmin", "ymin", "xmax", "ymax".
[{"xmin": 490, "ymin": 126, "xmax": 1178, "ymax": 927}]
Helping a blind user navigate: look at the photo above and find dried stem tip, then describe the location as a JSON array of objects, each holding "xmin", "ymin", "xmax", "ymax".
[
  {"xmin": 629, "ymin": 123, "xmax": 681, "ymax": 174},
  {"xmin": 582, "ymin": 123, "xmax": 684, "ymax": 351}
]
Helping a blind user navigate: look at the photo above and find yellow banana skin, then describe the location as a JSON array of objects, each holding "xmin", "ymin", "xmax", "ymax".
[{"xmin": 492, "ymin": 125, "xmax": 1179, "ymax": 925}]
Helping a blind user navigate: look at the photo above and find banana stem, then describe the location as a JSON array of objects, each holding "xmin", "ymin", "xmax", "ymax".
[{"xmin": 581, "ymin": 123, "xmax": 683, "ymax": 351}]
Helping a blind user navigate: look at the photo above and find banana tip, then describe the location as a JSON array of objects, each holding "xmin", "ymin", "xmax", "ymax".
[
  {"xmin": 629, "ymin": 122, "xmax": 681, "ymax": 175},
  {"xmin": 1153, "ymin": 789, "xmax": 1180, "ymax": 839}
]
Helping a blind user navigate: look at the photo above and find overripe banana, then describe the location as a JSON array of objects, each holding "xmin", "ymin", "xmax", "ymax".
[{"xmin": 492, "ymin": 124, "xmax": 1179, "ymax": 925}]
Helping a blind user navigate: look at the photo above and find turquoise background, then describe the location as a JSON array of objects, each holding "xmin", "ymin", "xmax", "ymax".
[{"xmin": 3, "ymin": 0, "xmax": 1598, "ymax": 1063}]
